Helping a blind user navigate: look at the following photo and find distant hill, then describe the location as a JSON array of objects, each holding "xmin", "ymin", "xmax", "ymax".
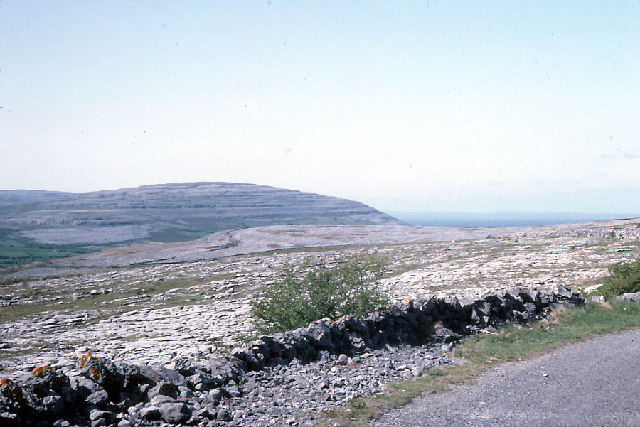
[
  {"xmin": 0, "ymin": 190, "xmax": 71, "ymax": 206},
  {"xmin": 0, "ymin": 182, "xmax": 403, "ymax": 268}
]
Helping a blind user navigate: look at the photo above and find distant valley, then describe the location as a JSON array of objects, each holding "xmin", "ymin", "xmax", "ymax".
[{"xmin": 0, "ymin": 182, "xmax": 402, "ymax": 268}]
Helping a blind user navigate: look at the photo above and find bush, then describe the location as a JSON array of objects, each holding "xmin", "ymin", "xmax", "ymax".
[
  {"xmin": 595, "ymin": 256, "xmax": 640, "ymax": 300},
  {"xmin": 251, "ymin": 254, "xmax": 389, "ymax": 333}
]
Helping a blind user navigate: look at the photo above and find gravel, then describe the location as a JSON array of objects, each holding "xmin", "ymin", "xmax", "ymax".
[{"xmin": 224, "ymin": 344, "xmax": 453, "ymax": 426}]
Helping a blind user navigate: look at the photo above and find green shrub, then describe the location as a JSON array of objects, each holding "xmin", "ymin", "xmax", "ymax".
[
  {"xmin": 251, "ymin": 254, "xmax": 389, "ymax": 333},
  {"xmin": 595, "ymin": 256, "xmax": 640, "ymax": 300}
]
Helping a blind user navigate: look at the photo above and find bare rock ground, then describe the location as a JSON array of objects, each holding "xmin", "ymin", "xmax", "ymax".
[
  {"xmin": 1, "ymin": 219, "xmax": 639, "ymax": 375},
  {"xmin": 6, "ymin": 217, "xmax": 639, "ymax": 278}
]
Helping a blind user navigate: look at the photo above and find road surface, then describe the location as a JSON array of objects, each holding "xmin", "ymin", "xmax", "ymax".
[{"xmin": 376, "ymin": 328, "xmax": 640, "ymax": 426}]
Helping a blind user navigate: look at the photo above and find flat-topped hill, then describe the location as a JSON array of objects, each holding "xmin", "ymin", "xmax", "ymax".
[{"xmin": 0, "ymin": 182, "xmax": 402, "ymax": 268}]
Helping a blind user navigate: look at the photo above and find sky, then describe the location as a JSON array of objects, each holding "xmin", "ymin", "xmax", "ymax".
[{"xmin": 1, "ymin": 1, "xmax": 639, "ymax": 214}]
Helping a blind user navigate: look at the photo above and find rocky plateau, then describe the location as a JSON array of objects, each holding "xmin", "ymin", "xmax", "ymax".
[{"xmin": 1, "ymin": 214, "xmax": 640, "ymax": 425}]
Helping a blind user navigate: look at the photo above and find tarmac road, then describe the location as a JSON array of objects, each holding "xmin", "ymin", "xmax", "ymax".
[{"xmin": 376, "ymin": 328, "xmax": 640, "ymax": 426}]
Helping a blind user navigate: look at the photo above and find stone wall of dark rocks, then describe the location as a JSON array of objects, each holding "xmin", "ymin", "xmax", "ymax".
[{"xmin": 0, "ymin": 286, "xmax": 583, "ymax": 426}]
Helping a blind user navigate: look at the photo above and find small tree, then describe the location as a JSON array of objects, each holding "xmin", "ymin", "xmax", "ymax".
[
  {"xmin": 596, "ymin": 256, "xmax": 640, "ymax": 300},
  {"xmin": 251, "ymin": 254, "xmax": 389, "ymax": 333}
]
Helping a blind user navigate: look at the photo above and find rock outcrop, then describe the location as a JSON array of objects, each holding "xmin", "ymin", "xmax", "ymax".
[{"xmin": 0, "ymin": 286, "xmax": 583, "ymax": 426}]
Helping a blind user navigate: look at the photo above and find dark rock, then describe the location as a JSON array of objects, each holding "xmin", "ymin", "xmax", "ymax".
[
  {"xmin": 158, "ymin": 401, "xmax": 192, "ymax": 423},
  {"xmin": 150, "ymin": 395, "xmax": 175, "ymax": 406},
  {"xmin": 86, "ymin": 390, "xmax": 109, "ymax": 408},
  {"xmin": 225, "ymin": 385, "xmax": 241, "ymax": 398},
  {"xmin": 217, "ymin": 408, "xmax": 232, "ymax": 421},
  {"xmin": 70, "ymin": 376, "xmax": 101, "ymax": 400},
  {"xmin": 231, "ymin": 348, "xmax": 264, "ymax": 371},
  {"xmin": 89, "ymin": 409, "xmax": 116, "ymax": 426},
  {"xmin": 1, "ymin": 378, "xmax": 24, "ymax": 403},
  {"xmin": 178, "ymin": 386, "xmax": 192, "ymax": 399},
  {"xmin": 191, "ymin": 405, "xmax": 216, "ymax": 421},
  {"xmin": 206, "ymin": 358, "xmax": 243, "ymax": 384},
  {"xmin": 188, "ymin": 371, "xmax": 223, "ymax": 391},
  {"xmin": 0, "ymin": 394, "xmax": 21, "ymax": 427},
  {"xmin": 79, "ymin": 353, "xmax": 124, "ymax": 402},
  {"xmin": 241, "ymin": 378, "xmax": 259, "ymax": 394},
  {"xmin": 434, "ymin": 327, "xmax": 461, "ymax": 343},
  {"xmin": 307, "ymin": 319, "xmax": 335, "ymax": 350},
  {"xmin": 148, "ymin": 366, "xmax": 186, "ymax": 388},
  {"xmin": 22, "ymin": 366, "xmax": 69, "ymax": 412},
  {"xmin": 261, "ymin": 335, "xmax": 283, "ymax": 359},
  {"xmin": 539, "ymin": 292, "xmax": 555, "ymax": 305},
  {"xmin": 207, "ymin": 388, "xmax": 224, "ymax": 403},
  {"xmin": 22, "ymin": 390, "xmax": 64, "ymax": 421},
  {"xmin": 116, "ymin": 362, "xmax": 154, "ymax": 391},
  {"xmin": 60, "ymin": 385, "xmax": 78, "ymax": 406},
  {"xmin": 139, "ymin": 405, "xmax": 161, "ymax": 421},
  {"xmin": 171, "ymin": 358, "xmax": 198, "ymax": 377},
  {"xmin": 556, "ymin": 285, "xmax": 573, "ymax": 299},
  {"xmin": 147, "ymin": 381, "xmax": 178, "ymax": 400}
]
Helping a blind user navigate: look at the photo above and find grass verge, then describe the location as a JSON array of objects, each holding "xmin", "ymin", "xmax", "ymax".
[{"xmin": 322, "ymin": 301, "xmax": 640, "ymax": 426}]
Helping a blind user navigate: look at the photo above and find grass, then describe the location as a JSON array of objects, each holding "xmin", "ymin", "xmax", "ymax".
[
  {"xmin": 0, "ymin": 230, "xmax": 94, "ymax": 269},
  {"xmin": 322, "ymin": 300, "xmax": 640, "ymax": 426}
]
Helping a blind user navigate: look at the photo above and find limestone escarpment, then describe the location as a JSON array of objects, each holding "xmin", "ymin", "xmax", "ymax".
[{"xmin": 0, "ymin": 182, "xmax": 403, "ymax": 246}]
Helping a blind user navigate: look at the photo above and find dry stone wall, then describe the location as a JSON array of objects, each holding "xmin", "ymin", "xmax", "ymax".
[
  {"xmin": 0, "ymin": 286, "xmax": 583, "ymax": 426},
  {"xmin": 231, "ymin": 285, "xmax": 582, "ymax": 371}
]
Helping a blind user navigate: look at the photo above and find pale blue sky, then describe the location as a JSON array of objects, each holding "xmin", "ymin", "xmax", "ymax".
[{"xmin": 1, "ymin": 1, "xmax": 639, "ymax": 213}]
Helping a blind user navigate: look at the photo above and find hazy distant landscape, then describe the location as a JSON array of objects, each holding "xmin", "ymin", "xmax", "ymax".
[
  {"xmin": 2, "ymin": 182, "xmax": 636, "ymax": 275},
  {"xmin": 391, "ymin": 211, "xmax": 640, "ymax": 228},
  {"xmin": 0, "ymin": 182, "xmax": 401, "ymax": 269}
]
